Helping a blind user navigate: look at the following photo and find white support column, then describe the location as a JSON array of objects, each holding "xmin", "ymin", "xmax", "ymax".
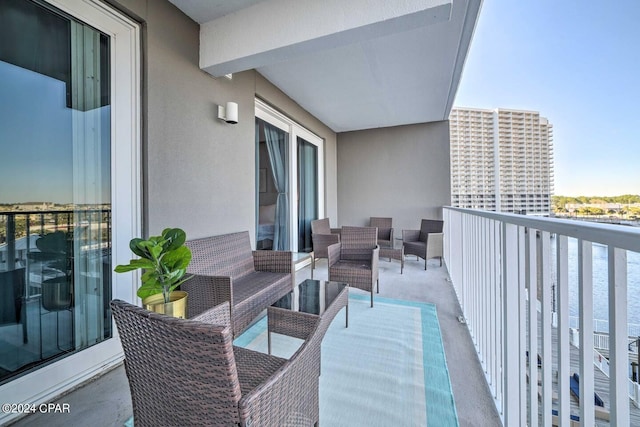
[
  {"xmin": 578, "ymin": 239, "xmax": 595, "ymax": 427},
  {"xmin": 608, "ymin": 246, "xmax": 629, "ymax": 425}
]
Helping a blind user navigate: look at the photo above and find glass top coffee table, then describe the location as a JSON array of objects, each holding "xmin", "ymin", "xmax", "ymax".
[{"xmin": 267, "ymin": 279, "xmax": 348, "ymax": 354}]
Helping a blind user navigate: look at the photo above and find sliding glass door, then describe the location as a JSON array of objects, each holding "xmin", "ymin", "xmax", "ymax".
[
  {"xmin": 255, "ymin": 100, "xmax": 324, "ymax": 252},
  {"xmin": 0, "ymin": 0, "xmax": 140, "ymax": 397},
  {"xmin": 297, "ymin": 138, "xmax": 318, "ymax": 253}
]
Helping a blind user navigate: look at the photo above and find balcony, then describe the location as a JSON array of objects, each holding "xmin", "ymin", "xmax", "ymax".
[
  {"xmin": 8, "ymin": 238, "xmax": 503, "ymax": 427},
  {"xmin": 8, "ymin": 208, "xmax": 639, "ymax": 426}
]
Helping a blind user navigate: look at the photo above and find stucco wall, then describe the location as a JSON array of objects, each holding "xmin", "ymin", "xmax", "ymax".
[
  {"xmin": 109, "ymin": 0, "xmax": 337, "ymax": 243},
  {"xmin": 336, "ymin": 122, "xmax": 451, "ymax": 233}
]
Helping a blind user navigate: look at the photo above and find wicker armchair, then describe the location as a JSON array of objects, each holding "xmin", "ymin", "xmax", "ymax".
[
  {"xmin": 328, "ymin": 226, "xmax": 379, "ymax": 307},
  {"xmin": 184, "ymin": 231, "xmax": 293, "ymax": 337},
  {"xmin": 112, "ymin": 299, "xmax": 324, "ymax": 427},
  {"xmin": 402, "ymin": 219, "xmax": 444, "ymax": 270},
  {"xmin": 369, "ymin": 217, "xmax": 393, "ymax": 248},
  {"xmin": 310, "ymin": 218, "xmax": 340, "ymax": 273}
]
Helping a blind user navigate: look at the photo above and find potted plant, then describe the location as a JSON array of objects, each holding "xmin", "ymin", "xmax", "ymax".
[{"xmin": 115, "ymin": 228, "xmax": 192, "ymax": 318}]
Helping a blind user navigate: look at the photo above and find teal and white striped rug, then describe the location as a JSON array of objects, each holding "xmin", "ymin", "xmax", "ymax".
[
  {"xmin": 236, "ymin": 294, "xmax": 458, "ymax": 427},
  {"xmin": 126, "ymin": 295, "xmax": 458, "ymax": 426}
]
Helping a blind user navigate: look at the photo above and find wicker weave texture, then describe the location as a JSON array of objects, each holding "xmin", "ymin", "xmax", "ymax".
[
  {"xmin": 112, "ymin": 299, "xmax": 322, "ymax": 426},
  {"xmin": 184, "ymin": 231, "xmax": 293, "ymax": 337}
]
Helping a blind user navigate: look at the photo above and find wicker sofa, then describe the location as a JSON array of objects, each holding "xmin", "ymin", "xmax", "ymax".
[{"xmin": 183, "ymin": 231, "xmax": 294, "ymax": 337}]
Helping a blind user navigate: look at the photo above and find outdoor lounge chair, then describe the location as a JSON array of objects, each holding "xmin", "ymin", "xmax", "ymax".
[
  {"xmin": 402, "ymin": 219, "xmax": 444, "ymax": 270},
  {"xmin": 369, "ymin": 217, "xmax": 393, "ymax": 248},
  {"xmin": 112, "ymin": 299, "xmax": 324, "ymax": 427},
  {"xmin": 328, "ymin": 226, "xmax": 379, "ymax": 307}
]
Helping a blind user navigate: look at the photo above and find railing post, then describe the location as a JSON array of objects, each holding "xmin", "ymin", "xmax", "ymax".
[
  {"xmin": 502, "ymin": 222, "xmax": 520, "ymax": 425},
  {"xmin": 609, "ymin": 246, "xmax": 629, "ymax": 425},
  {"xmin": 540, "ymin": 231, "xmax": 552, "ymax": 427},
  {"xmin": 578, "ymin": 239, "xmax": 595, "ymax": 426},
  {"xmin": 556, "ymin": 235, "xmax": 571, "ymax": 425},
  {"xmin": 527, "ymin": 227, "xmax": 538, "ymax": 427},
  {"xmin": 6, "ymin": 214, "xmax": 16, "ymax": 271}
]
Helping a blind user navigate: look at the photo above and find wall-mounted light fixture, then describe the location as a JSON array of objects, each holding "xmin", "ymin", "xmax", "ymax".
[{"xmin": 217, "ymin": 102, "xmax": 238, "ymax": 124}]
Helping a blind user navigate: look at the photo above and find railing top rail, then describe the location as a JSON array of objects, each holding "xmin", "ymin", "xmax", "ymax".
[
  {"xmin": 0, "ymin": 208, "xmax": 111, "ymax": 216},
  {"xmin": 444, "ymin": 206, "xmax": 640, "ymax": 253}
]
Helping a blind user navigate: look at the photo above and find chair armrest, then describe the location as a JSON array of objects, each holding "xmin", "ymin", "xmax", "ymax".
[
  {"xmin": 191, "ymin": 301, "xmax": 231, "ymax": 327},
  {"xmin": 327, "ymin": 242, "xmax": 341, "ymax": 267},
  {"xmin": 252, "ymin": 250, "xmax": 293, "ymax": 273},
  {"xmin": 389, "ymin": 228, "xmax": 394, "ymax": 243},
  {"xmin": 330, "ymin": 228, "xmax": 341, "ymax": 237},
  {"xmin": 233, "ymin": 346, "xmax": 287, "ymax": 395},
  {"xmin": 402, "ymin": 229, "xmax": 420, "ymax": 242},
  {"xmin": 237, "ymin": 323, "xmax": 323, "ymax": 426},
  {"xmin": 181, "ymin": 274, "xmax": 233, "ymax": 319},
  {"xmin": 371, "ymin": 245, "xmax": 380, "ymax": 272},
  {"xmin": 426, "ymin": 233, "xmax": 443, "ymax": 258}
]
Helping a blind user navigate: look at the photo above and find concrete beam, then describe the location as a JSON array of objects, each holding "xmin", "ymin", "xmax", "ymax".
[{"xmin": 200, "ymin": 0, "xmax": 451, "ymax": 76}]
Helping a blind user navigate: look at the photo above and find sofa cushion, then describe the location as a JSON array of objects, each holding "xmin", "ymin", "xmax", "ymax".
[{"xmin": 233, "ymin": 271, "xmax": 290, "ymax": 305}]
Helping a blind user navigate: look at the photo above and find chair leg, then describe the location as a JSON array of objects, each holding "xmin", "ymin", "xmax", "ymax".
[
  {"xmin": 439, "ymin": 257, "xmax": 443, "ymax": 267},
  {"xmin": 424, "ymin": 257, "xmax": 427, "ymax": 270},
  {"xmin": 370, "ymin": 290, "xmax": 373, "ymax": 307}
]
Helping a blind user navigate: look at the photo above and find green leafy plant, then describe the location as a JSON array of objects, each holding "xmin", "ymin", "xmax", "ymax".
[{"xmin": 115, "ymin": 228, "xmax": 192, "ymax": 303}]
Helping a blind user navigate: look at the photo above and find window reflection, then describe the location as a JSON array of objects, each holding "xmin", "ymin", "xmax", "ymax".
[{"xmin": 0, "ymin": 0, "xmax": 112, "ymax": 385}]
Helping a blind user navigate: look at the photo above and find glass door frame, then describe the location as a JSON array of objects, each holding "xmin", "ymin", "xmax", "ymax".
[
  {"xmin": 255, "ymin": 99, "xmax": 324, "ymax": 252},
  {"xmin": 0, "ymin": 0, "xmax": 141, "ymax": 416}
]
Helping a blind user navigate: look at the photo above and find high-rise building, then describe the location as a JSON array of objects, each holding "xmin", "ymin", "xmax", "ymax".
[{"xmin": 449, "ymin": 107, "xmax": 554, "ymax": 215}]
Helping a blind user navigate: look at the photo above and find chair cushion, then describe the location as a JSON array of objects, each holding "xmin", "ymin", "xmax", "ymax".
[
  {"xmin": 404, "ymin": 241, "xmax": 426, "ymax": 253},
  {"xmin": 330, "ymin": 260, "xmax": 372, "ymax": 271}
]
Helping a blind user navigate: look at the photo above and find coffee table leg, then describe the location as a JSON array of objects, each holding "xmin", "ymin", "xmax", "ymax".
[
  {"xmin": 345, "ymin": 302, "xmax": 349, "ymax": 328},
  {"xmin": 267, "ymin": 330, "xmax": 272, "ymax": 355}
]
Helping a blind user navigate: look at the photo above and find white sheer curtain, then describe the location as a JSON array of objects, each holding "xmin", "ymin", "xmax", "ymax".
[{"xmin": 262, "ymin": 120, "xmax": 290, "ymax": 250}]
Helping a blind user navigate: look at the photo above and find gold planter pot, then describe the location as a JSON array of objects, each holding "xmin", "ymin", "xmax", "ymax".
[{"xmin": 142, "ymin": 291, "xmax": 188, "ymax": 319}]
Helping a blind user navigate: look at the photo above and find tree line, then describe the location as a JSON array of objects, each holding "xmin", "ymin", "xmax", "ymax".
[{"xmin": 552, "ymin": 194, "xmax": 640, "ymax": 217}]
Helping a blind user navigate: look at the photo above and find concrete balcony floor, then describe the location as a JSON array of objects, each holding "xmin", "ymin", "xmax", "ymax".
[{"xmin": 9, "ymin": 255, "xmax": 501, "ymax": 427}]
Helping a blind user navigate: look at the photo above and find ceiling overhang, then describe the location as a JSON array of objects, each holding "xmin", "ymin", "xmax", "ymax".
[{"xmin": 169, "ymin": 0, "xmax": 482, "ymax": 132}]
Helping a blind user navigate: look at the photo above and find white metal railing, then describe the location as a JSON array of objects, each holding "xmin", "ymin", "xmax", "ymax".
[
  {"xmin": 444, "ymin": 207, "xmax": 640, "ymax": 426},
  {"xmin": 569, "ymin": 316, "xmax": 640, "ymax": 337}
]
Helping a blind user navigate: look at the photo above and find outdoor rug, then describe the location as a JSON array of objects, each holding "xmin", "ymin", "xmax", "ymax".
[
  {"xmin": 125, "ymin": 294, "xmax": 457, "ymax": 426},
  {"xmin": 236, "ymin": 294, "xmax": 458, "ymax": 427}
]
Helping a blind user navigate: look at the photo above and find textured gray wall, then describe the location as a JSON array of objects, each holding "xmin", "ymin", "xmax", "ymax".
[
  {"xmin": 336, "ymin": 122, "xmax": 451, "ymax": 233},
  {"xmin": 109, "ymin": 0, "xmax": 337, "ymax": 243}
]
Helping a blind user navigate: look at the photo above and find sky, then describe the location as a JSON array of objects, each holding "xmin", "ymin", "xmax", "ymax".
[
  {"xmin": 453, "ymin": 0, "xmax": 640, "ymax": 197},
  {"xmin": 0, "ymin": 61, "xmax": 111, "ymax": 204}
]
